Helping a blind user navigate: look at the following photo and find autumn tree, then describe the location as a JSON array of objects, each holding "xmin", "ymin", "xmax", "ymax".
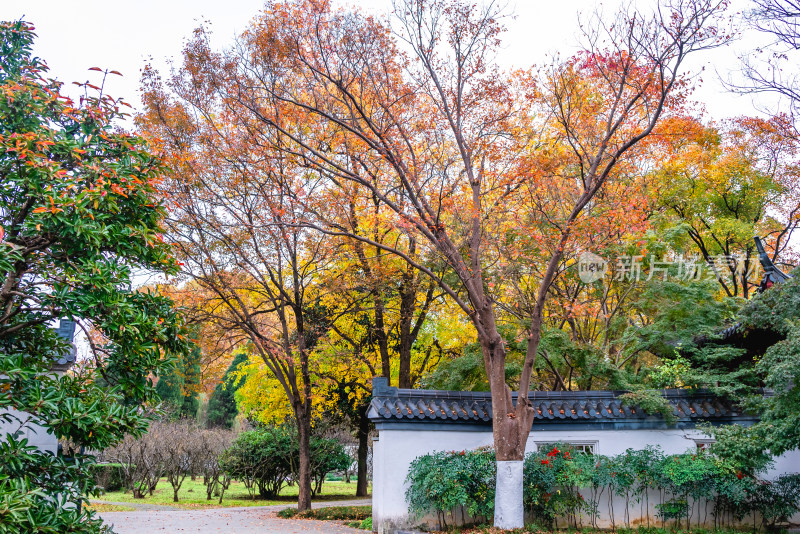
[
  {"xmin": 308, "ymin": 221, "xmax": 461, "ymax": 496},
  {"xmin": 137, "ymin": 67, "xmax": 346, "ymax": 510},
  {"xmin": 651, "ymin": 115, "xmax": 800, "ymax": 297},
  {"xmin": 149, "ymin": 0, "xmax": 728, "ymax": 526},
  {"xmin": 142, "ymin": 61, "xmax": 459, "ymax": 500}
]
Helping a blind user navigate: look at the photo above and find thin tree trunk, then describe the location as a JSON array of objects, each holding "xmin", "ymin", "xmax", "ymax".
[
  {"xmin": 356, "ymin": 406, "xmax": 370, "ymax": 497},
  {"xmin": 397, "ymin": 261, "xmax": 417, "ymax": 389}
]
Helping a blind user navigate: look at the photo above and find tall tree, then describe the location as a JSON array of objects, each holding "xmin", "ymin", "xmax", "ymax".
[
  {"xmin": 137, "ymin": 73, "xmax": 341, "ymax": 510},
  {"xmin": 150, "ymin": 0, "xmax": 727, "ymax": 526},
  {"xmin": 652, "ymin": 115, "xmax": 800, "ymax": 297},
  {"xmin": 156, "ymin": 342, "xmax": 202, "ymax": 418},
  {"xmin": 0, "ymin": 21, "xmax": 189, "ymax": 531}
]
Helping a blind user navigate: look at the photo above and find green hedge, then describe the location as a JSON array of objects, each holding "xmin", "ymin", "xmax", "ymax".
[
  {"xmin": 277, "ymin": 505, "xmax": 371, "ymax": 520},
  {"xmin": 406, "ymin": 444, "xmax": 800, "ymax": 530},
  {"xmin": 90, "ymin": 463, "xmax": 127, "ymax": 492},
  {"xmin": 220, "ymin": 426, "xmax": 351, "ymax": 499}
]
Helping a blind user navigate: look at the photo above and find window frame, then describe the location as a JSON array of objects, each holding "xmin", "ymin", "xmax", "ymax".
[{"xmin": 534, "ymin": 440, "xmax": 598, "ymax": 455}]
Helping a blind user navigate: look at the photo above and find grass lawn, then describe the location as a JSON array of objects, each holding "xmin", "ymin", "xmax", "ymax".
[{"xmin": 93, "ymin": 478, "xmax": 370, "ymax": 509}]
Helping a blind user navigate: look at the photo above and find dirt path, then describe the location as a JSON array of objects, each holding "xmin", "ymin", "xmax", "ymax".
[{"xmin": 99, "ymin": 499, "xmax": 372, "ymax": 533}]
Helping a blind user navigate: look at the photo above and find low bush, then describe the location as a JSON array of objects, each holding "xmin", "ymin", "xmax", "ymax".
[
  {"xmin": 406, "ymin": 447, "xmax": 496, "ymax": 528},
  {"xmin": 220, "ymin": 427, "xmax": 294, "ymax": 499},
  {"xmin": 90, "ymin": 462, "xmax": 127, "ymax": 492},
  {"xmin": 277, "ymin": 505, "xmax": 371, "ymax": 520},
  {"xmin": 221, "ymin": 426, "xmax": 350, "ymax": 499},
  {"xmin": 406, "ymin": 444, "xmax": 800, "ymax": 531}
]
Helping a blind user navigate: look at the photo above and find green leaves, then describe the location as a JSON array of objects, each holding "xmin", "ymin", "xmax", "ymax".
[
  {"xmin": 0, "ymin": 438, "xmax": 110, "ymax": 533},
  {"xmin": 405, "ymin": 447, "xmax": 497, "ymax": 522},
  {"xmin": 406, "ymin": 444, "xmax": 800, "ymax": 528},
  {"xmin": 0, "ymin": 20, "xmax": 191, "ymax": 532},
  {"xmin": 219, "ymin": 426, "xmax": 349, "ymax": 499}
]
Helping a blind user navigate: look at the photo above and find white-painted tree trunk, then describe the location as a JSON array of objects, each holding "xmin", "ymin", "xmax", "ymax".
[{"xmin": 494, "ymin": 460, "xmax": 524, "ymax": 529}]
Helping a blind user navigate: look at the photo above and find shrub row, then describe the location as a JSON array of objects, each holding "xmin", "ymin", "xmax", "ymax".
[
  {"xmin": 99, "ymin": 423, "xmax": 352, "ymax": 502},
  {"xmin": 277, "ymin": 505, "xmax": 371, "ymax": 520},
  {"xmin": 219, "ymin": 426, "xmax": 351, "ymax": 499},
  {"xmin": 406, "ymin": 444, "xmax": 800, "ymax": 531}
]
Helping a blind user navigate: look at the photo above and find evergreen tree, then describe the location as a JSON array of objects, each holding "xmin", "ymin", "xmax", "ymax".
[
  {"xmin": 207, "ymin": 352, "xmax": 248, "ymax": 428},
  {"xmin": 156, "ymin": 344, "xmax": 202, "ymax": 419},
  {"xmin": 0, "ymin": 21, "xmax": 189, "ymax": 532}
]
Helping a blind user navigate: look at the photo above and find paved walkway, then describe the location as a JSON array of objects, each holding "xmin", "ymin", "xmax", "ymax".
[
  {"xmin": 93, "ymin": 499, "xmax": 175, "ymax": 511},
  {"xmin": 99, "ymin": 499, "xmax": 371, "ymax": 533}
]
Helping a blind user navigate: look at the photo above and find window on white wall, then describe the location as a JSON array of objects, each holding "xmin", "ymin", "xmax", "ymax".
[
  {"xmin": 694, "ymin": 439, "xmax": 715, "ymax": 451},
  {"xmin": 535, "ymin": 441, "xmax": 597, "ymax": 455}
]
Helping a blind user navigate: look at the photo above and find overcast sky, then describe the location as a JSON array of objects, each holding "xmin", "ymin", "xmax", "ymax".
[{"xmin": 3, "ymin": 0, "xmax": 773, "ymax": 124}]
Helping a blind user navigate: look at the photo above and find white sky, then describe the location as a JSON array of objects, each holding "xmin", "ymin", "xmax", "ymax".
[{"xmin": 2, "ymin": 0, "xmax": 774, "ymax": 123}]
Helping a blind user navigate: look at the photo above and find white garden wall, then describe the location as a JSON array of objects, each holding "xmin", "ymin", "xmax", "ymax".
[
  {"xmin": 0, "ymin": 407, "xmax": 58, "ymax": 453},
  {"xmin": 372, "ymin": 426, "xmax": 800, "ymax": 533}
]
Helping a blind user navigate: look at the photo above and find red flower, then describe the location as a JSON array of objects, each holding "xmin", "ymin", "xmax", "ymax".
[
  {"xmin": 541, "ymin": 459, "xmax": 550, "ymax": 465},
  {"xmin": 547, "ymin": 447, "xmax": 560, "ymax": 457},
  {"xmin": 737, "ymin": 471, "xmax": 744, "ymax": 479}
]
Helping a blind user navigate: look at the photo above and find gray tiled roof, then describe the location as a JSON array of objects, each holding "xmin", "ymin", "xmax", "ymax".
[{"xmin": 368, "ymin": 377, "xmax": 749, "ymax": 426}]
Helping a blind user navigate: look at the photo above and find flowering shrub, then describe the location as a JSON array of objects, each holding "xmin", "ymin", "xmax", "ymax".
[
  {"xmin": 406, "ymin": 444, "xmax": 800, "ymax": 530},
  {"xmin": 405, "ymin": 447, "xmax": 496, "ymax": 527}
]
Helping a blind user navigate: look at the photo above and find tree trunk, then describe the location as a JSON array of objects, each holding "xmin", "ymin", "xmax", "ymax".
[
  {"xmin": 481, "ymin": 333, "xmax": 535, "ymax": 530},
  {"xmin": 373, "ymin": 299, "xmax": 392, "ymax": 381},
  {"xmin": 491, "ymin": 382, "xmax": 529, "ymax": 529},
  {"xmin": 356, "ymin": 405, "xmax": 370, "ymax": 497},
  {"xmin": 397, "ymin": 267, "xmax": 416, "ymax": 389},
  {"xmin": 296, "ymin": 412, "xmax": 313, "ymax": 511}
]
